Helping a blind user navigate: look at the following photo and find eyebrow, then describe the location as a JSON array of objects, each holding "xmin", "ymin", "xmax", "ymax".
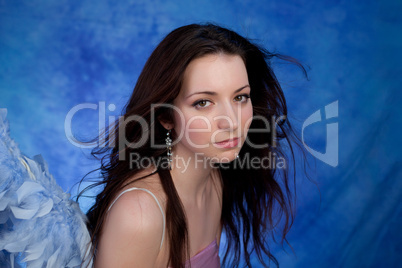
[{"xmin": 185, "ymin": 85, "xmax": 250, "ymax": 99}]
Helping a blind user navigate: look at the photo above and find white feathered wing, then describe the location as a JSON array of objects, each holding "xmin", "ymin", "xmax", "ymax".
[{"xmin": 0, "ymin": 109, "xmax": 93, "ymax": 268}]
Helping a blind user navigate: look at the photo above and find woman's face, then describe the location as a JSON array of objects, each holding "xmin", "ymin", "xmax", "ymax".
[{"xmin": 171, "ymin": 53, "xmax": 253, "ymax": 163}]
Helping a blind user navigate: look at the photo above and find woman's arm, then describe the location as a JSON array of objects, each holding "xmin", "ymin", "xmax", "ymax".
[{"xmin": 95, "ymin": 190, "xmax": 164, "ymax": 268}]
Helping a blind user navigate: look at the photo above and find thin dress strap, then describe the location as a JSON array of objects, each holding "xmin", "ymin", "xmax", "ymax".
[{"xmin": 107, "ymin": 187, "xmax": 166, "ymax": 250}]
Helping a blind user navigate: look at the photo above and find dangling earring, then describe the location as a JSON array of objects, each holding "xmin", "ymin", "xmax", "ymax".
[{"xmin": 166, "ymin": 129, "xmax": 172, "ymax": 170}]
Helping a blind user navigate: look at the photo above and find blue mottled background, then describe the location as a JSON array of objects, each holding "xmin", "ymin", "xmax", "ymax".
[{"xmin": 1, "ymin": 0, "xmax": 401, "ymax": 267}]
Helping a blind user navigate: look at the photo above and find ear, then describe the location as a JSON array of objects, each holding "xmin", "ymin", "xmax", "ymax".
[{"xmin": 158, "ymin": 115, "xmax": 174, "ymax": 130}]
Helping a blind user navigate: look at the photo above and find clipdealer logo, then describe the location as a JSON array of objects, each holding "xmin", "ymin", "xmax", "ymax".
[
  {"xmin": 64, "ymin": 100, "xmax": 340, "ymax": 167},
  {"xmin": 302, "ymin": 100, "xmax": 339, "ymax": 167}
]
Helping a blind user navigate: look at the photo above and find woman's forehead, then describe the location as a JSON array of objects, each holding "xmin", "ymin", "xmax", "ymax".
[{"xmin": 180, "ymin": 54, "xmax": 249, "ymax": 97}]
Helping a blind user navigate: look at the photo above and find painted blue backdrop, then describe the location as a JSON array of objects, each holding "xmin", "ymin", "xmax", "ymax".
[{"xmin": 1, "ymin": 0, "xmax": 401, "ymax": 267}]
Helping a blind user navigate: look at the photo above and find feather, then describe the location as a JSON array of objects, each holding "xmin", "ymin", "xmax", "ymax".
[{"xmin": 0, "ymin": 109, "xmax": 93, "ymax": 267}]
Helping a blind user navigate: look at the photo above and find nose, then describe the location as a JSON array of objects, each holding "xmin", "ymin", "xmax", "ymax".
[{"xmin": 216, "ymin": 102, "xmax": 239, "ymax": 130}]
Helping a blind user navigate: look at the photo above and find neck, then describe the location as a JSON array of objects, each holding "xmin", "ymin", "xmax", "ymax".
[{"xmin": 170, "ymin": 150, "xmax": 216, "ymax": 206}]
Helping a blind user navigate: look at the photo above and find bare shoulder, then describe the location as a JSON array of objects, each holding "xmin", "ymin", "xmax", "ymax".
[
  {"xmin": 123, "ymin": 169, "xmax": 167, "ymax": 206},
  {"xmin": 95, "ymin": 173, "xmax": 165, "ymax": 268},
  {"xmin": 124, "ymin": 167, "xmax": 166, "ymax": 198},
  {"xmin": 108, "ymin": 187, "xmax": 164, "ymax": 229}
]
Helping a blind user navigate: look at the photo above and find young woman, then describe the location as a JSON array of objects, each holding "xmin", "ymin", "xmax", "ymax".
[{"xmin": 85, "ymin": 23, "xmax": 304, "ymax": 268}]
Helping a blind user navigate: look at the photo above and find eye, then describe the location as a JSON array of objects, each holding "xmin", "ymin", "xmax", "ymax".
[
  {"xmin": 234, "ymin": 94, "xmax": 250, "ymax": 103},
  {"xmin": 192, "ymin": 99, "xmax": 212, "ymax": 109}
]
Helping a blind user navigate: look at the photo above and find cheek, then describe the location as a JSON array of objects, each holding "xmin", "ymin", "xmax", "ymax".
[
  {"xmin": 187, "ymin": 116, "xmax": 210, "ymax": 129},
  {"xmin": 185, "ymin": 116, "xmax": 212, "ymax": 144},
  {"xmin": 174, "ymin": 112, "xmax": 212, "ymax": 145}
]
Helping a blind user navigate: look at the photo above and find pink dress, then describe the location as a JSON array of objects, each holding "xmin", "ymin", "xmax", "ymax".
[
  {"xmin": 109, "ymin": 187, "xmax": 221, "ymax": 267},
  {"xmin": 181, "ymin": 239, "xmax": 220, "ymax": 268}
]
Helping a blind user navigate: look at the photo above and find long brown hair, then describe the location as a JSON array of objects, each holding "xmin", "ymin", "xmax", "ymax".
[{"xmin": 80, "ymin": 23, "xmax": 307, "ymax": 267}]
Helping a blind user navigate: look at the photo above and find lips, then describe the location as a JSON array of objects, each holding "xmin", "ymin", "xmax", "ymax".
[{"xmin": 214, "ymin": 137, "xmax": 240, "ymax": 148}]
